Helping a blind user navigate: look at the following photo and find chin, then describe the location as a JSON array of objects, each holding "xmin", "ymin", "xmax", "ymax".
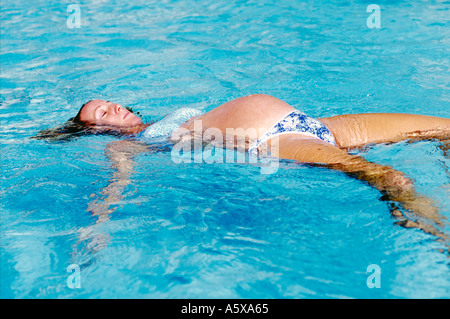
[{"xmin": 127, "ymin": 117, "xmax": 143, "ymax": 126}]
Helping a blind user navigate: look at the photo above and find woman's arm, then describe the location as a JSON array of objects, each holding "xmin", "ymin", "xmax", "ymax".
[
  {"xmin": 271, "ymin": 134, "xmax": 448, "ymax": 241},
  {"xmin": 87, "ymin": 140, "xmax": 150, "ymax": 223},
  {"xmin": 76, "ymin": 140, "xmax": 150, "ymax": 253}
]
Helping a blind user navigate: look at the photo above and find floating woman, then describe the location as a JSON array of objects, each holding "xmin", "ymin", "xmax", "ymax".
[{"xmin": 35, "ymin": 94, "xmax": 450, "ymax": 245}]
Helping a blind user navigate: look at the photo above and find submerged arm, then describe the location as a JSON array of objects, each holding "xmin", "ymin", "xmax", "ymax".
[
  {"xmin": 75, "ymin": 140, "xmax": 150, "ymax": 254},
  {"xmin": 87, "ymin": 139, "xmax": 150, "ymax": 223}
]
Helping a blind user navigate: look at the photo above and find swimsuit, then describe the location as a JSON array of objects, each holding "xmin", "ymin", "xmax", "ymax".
[
  {"xmin": 139, "ymin": 108, "xmax": 336, "ymax": 153},
  {"xmin": 139, "ymin": 108, "xmax": 203, "ymax": 144},
  {"xmin": 248, "ymin": 110, "xmax": 336, "ymax": 154}
]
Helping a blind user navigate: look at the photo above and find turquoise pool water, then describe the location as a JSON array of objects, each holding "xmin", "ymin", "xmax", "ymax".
[{"xmin": 1, "ymin": 0, "xmax": 449, "ymax": 298}]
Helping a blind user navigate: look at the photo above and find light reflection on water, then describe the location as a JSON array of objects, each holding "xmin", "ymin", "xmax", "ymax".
[{"xmin": 1, "ymin": 0, "xmax": 449, "ymax": 298}]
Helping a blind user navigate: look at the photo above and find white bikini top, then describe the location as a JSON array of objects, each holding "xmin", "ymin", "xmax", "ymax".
[{"xmin": 138, "ymin": 108, "xmax": 203, "ymax": 144}]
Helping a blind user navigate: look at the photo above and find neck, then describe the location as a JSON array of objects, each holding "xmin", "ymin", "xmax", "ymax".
[{"xmin": 120, "ymin": 123, "xmax": 151, "ymax": 135}]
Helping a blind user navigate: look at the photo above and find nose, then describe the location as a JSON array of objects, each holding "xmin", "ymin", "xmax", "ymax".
[{"xmin": 115, "ymin": 103, "xmax": 122, "ymax": 113}]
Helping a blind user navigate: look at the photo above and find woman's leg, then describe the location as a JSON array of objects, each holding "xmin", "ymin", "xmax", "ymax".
[
  {"xmin": 319, "ymin": 113, "xmax": 450, "ymax": 149},
  {"xmin": 270, "ymin": 134, "xmax": 448, "ymax": 243}
]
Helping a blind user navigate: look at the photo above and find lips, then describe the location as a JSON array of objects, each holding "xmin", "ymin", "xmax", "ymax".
[{"xmin": 123, "ymin": 112, "xmax": 129, "ymax": 120}]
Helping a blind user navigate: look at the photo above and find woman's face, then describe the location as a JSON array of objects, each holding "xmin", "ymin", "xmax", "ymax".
[{"xmin": 78, "ymin": 100, "xmax": 143, "ymax": 127}]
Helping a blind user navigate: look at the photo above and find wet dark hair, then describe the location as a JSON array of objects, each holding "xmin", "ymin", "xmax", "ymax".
[{"xmin": 32, "ymin": 101, "xmax": 141, "ymax": 142}]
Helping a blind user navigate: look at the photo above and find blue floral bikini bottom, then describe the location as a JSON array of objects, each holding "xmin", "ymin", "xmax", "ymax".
[{"xmin": 248, "ymin": 110, "xmax": 337, "ymax": 154}]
